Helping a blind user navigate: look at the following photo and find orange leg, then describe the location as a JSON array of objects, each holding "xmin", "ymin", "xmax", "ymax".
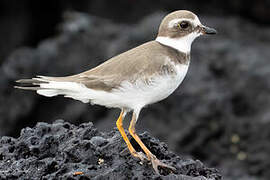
[
  {"xmin": 116, "ymin": 109, "xmax": 147, "ymax": 161},
  {"xmin": 128, "ymin": 110, "xmax": 176, "ymax": 174}
]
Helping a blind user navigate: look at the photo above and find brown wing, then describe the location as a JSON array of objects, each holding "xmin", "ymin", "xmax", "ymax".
[{"xmin": 40, "ymin": 41, "xmax": 171, "ymax": 91}]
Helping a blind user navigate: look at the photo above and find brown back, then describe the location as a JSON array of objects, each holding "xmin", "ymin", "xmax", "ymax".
[{"xmin": 48, "ymin": 41, "xmax": 190, "ymax": 91}]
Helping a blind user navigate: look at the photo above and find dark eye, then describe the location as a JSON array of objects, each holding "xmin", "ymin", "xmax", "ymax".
[{"xmin": 179, "ymin": 21, "xmax": 189, "ymax": 29}]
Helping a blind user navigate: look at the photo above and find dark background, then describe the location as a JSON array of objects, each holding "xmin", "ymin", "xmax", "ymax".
[{"xmin": 1, "ymin": 0, "xmax": 270, "ymax": 179}]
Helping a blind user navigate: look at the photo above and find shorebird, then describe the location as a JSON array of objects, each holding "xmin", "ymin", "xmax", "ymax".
[{"xmin": 15, "ymin": 10, "xmax": 216, "ymax": 174}]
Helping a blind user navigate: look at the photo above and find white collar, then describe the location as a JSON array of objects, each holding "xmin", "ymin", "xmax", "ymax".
[{"xmin": 156, "ymin": 32, "xmax": 200, "ymax": 53}]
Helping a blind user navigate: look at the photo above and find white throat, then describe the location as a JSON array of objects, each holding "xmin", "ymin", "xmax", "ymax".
[{"xmin": 156, "ymin": 32, "xmax": 200, "ymax": 53}]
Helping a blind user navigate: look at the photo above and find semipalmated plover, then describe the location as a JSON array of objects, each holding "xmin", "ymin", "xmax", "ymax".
[{"xmin": 16, "ymin": 10, "xmax": 217, "ymax": 174}]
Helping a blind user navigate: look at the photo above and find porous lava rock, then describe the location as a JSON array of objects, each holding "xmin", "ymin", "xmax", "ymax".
[{"xmin": 0, "ymin": 120, "xmax": 221, "ymax": 180}]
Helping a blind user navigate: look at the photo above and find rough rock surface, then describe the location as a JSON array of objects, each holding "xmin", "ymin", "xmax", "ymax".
[
  {"xmin": 1, "ymin": 11, "xmax": 270, "ymax": 180},
  {"xmin": 0, "ymin": 120, "xmax": 221, "ymax": 180}
]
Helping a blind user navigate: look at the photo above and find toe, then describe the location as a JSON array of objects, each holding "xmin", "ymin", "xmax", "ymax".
[{"xmin": 150, "ymin": 155, "xmax": 176, "ymax": 174}]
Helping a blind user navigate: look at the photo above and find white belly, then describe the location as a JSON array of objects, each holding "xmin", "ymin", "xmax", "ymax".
[{"xmin": 93, "ymin": 63, "xmax": 190, "ymax": 110}]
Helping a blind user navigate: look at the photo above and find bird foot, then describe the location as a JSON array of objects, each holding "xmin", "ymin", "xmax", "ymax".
[
  {"xmin": 133, "ymin": 151, "xmax": 148, "ymax": 162},
  {"xmin": 149, "ymin": 154, "xmax": 176, "ymax": 175},
  {"xmin": 121, "ymin": 148, "xmax": 148, "ymax": 162}
]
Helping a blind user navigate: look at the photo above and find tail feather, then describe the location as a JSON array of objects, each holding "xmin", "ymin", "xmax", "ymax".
[
  {"xmin": 14, "ymin": 86, "xmax": 42, "ymax": 91},
  {"xmin": 37, "ymin": 89, "xmax": 61, "ymax": 97},
  {"xmin": 15, "ymin": 76, "xmax": 50, "ymax": 89},
  {"xmin": 15, "ymin": 76, "xmax": 91, "ymax": 103},
  {"xmin": 16, "ymin": 79, "xmax": 40, "ymax": 84}
]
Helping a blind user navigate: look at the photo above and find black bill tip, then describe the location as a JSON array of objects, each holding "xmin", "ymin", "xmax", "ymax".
[{"xmin": 201, "ymin": 26, "xmax": 217, "ymax": 35}]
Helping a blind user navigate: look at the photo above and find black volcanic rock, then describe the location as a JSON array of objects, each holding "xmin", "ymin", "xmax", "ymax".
[{"xmin": 0, "ymin": 120, "xmax": 221, "ymax": 180}]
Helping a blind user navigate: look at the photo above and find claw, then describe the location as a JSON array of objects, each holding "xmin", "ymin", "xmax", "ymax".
[{"xmin": 149, "ymin": 154, "xmax": 176, "ymax": 175}]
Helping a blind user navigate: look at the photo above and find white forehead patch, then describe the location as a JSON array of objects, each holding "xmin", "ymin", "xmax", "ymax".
[{"xmin": 168, "ymin": 16, "xmax": 201, "ymax": 28}]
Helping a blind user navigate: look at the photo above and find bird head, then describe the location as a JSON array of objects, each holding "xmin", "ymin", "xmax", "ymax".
[{"xmin": 156, "ymin": 10, "xmax": 217, "ymax": 53}]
